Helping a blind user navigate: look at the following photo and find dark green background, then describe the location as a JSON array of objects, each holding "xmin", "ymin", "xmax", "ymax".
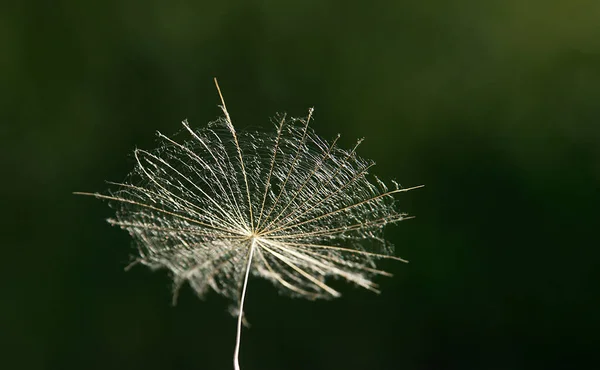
[{"xmin": 3, "ymin": 1, "xmax": 598, "ymax": 369}]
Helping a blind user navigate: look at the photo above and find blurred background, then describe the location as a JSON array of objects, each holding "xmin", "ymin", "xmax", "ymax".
[{"xmin": 2, "ymin": 1, "xmax": 599, "ymax": 369}]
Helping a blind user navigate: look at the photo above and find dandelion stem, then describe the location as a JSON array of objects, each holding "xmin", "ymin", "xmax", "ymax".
[{"xmin": 234, "ymin": 238, "xmax": 256, "ymax": 370}]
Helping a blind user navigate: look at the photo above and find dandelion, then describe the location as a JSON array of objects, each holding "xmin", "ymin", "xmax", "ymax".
[{"xmin": 75, "ymin": 79, "xmax": 422, "ymax": 370}]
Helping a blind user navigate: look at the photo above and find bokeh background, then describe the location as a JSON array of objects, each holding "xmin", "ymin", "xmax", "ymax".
[{"xmin": 3, "ymin": 1, "xmax": 599, "ymax": 369}]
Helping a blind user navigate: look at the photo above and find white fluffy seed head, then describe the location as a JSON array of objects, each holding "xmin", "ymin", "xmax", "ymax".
[
  {"xmin": 74, "ymin": 81, "xmax": 424, "ymax": 370},
  {"xmin": 101, "ymin": 108, "xmax": 420, "ymax": 303}
]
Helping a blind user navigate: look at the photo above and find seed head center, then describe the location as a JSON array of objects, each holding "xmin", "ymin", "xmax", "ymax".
[{"xmin": 247, "ymin": 232, "xmax": 262, "ymax": 243}]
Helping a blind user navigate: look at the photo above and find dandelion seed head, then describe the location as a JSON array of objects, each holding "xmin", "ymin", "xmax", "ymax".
[
  {"xmin": 77, "ymin": 80, "xmax": 421, "ymax": 370},
  {"xmin": 104, "ymin": 109, "xmax": 416, "ymax": 302}
]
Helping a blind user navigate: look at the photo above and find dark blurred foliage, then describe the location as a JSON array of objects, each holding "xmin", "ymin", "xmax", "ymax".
[{"xmin": 2, "ymin": 1, "xmax": 599, "ymax": 369}]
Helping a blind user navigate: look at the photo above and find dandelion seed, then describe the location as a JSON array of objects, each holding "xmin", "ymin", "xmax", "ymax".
[{"xmin": 75, "ymin": 79, "xmax": 422, "ymax": 370}]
